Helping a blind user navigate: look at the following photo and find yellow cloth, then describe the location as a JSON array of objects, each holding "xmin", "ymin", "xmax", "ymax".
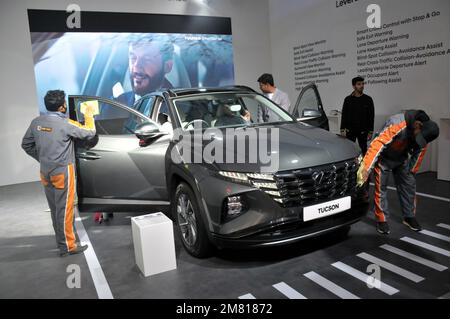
[
  {"xmin": 356, "ymin": 164, "xmax": 368, "ymax": 187},
  {"xmin": 80, "ymin": 100, "xmax": 100, "ymax": 116}
]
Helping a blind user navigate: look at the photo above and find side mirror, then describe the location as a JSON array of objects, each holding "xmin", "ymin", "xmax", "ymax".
[
  {"xmin": 134, "ymin": 122, "xmax": 166, "ymax": 140},
  {"xmin": 302, "ymin": 108, "xmax": 322, "ymax": 118}
]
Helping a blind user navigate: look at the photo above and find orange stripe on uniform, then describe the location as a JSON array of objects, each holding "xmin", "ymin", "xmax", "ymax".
[
  {"xmin": 65, "ymin": 164, "xmax": 77, "ymax": 252},
  {"xmin": 50, "ymin": 173, "xmax": 65, "ymax": 189},
  {"xmin": 412, "ymin": 146, "xmax": 427, "ymax": 174},
  {"xmin": 374, "ymin": 164, "xmax": 386, "ymax": 222},
  {"xmin": 362, "ymin": 121, "xmax": 407, "ymax": 173}
]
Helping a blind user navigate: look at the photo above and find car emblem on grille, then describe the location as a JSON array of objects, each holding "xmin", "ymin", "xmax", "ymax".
[{"xmin": 312, "ymin": 171, "xmax": 325, "ymax": 184}]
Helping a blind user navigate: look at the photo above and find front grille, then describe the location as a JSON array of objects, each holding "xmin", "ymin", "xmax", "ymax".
[{"xmin": 249, "ymin": 158, "xmax": 359, "ymax": 207}]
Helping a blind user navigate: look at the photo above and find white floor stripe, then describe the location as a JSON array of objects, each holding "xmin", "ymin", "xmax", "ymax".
[
  {"xmin": 401, "ymin": 237, "xmax": 450, "ymax": 257},
  {"xmin": 272, "ymin": 282, "xmax": 307, "ymax": 299},
  {"xmin": 369, "ymin": 183, "xmax": 450, "ymax": 202},
  {"xmin": 332, "ymin": 262, "xmax": 399, "ymax": 295},
  {"xmin": 420, "ymin": 229, "xmax": 450, "ymax": 243},
  {"xmin": 357, "ymin": 252, "xmax": 424, "ymax": 283},
  {"xmin": 75, "ymin": 210, "xmax": 114, "ymax": 299},
  {"xmin": 238, "ymin": 293, "xmax": 256, "ymax": 299},
  {"xmin": 437, "ymin": 223, "xmax": 450, "ymax": 230},
  {"xmin": 439, "ymin": 292, "xmax": 450, "ymax": 299},
  {"xmin": 380, "ymin": 244, "xmax": 447, "ymax": 272},
  {"xmin": 304, "ymin": 272, "xmax": 359, "ymax": 299}
]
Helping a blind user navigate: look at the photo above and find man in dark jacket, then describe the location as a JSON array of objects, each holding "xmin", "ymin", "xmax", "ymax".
[
  {"xmin": 357, "ymin": 110, "xmax": 439, "ymax": 235},
  {"xmin": 341, "ymin": 76, "xmax": 375, "ymax": 155}
]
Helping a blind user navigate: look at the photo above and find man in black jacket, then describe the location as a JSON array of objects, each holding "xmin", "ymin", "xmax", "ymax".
[{"xmin": 341, "ymin": 76, "xmax": 375, "ymax": 155}]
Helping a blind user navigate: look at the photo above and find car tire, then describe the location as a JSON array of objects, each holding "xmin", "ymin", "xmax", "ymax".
[{"xmin": 173, "ymin": 182, "xmax": 213, "ymax": 258}]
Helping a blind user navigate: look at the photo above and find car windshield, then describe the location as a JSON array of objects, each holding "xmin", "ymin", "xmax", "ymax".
[{"xmin": 172, "ymin": 93, "xmax": 294, "ymax": 130}]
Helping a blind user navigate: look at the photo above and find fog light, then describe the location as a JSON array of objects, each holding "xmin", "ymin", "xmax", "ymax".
[{"xmin": 227, "ymin": 196, "xmax": 243, "ymax": 217}]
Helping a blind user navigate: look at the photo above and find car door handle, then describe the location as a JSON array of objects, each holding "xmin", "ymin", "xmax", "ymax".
[{"xmin": 77, "ymin": 152, "xmax": 101, "ymax": 160}]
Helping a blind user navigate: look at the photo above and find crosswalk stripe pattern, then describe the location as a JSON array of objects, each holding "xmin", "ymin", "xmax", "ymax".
[
  {"xmin": 237, "ymin": 222, "xmax": 450, "ymax": 299},
  {"xmin": 401, "ymin": 237, "xmax": 450, "ymax": 257},
  {"xmin": 420, "ymin": 229, "xmax": 450, "ymax": 243},
  {"xmin": 304, "ymin": 271, "xmax": 360, "ymax": 299},
  {"xmin": 380, "ymin": 244, "xmax": 448, "ymax": 271},
  {"xmin": 357, "ymin": 252, "xmax": 424, "ymax": 283},
  {"xmin": 331, "ymin": 261, "xmax": 399, "ymax": 295},
  {"xmin": 272, "ymin": 282, "xmax": 307, "ymax": 299},
  {"xmin": 238, "ymin": 293, "xmax": 256, "ymax": 299},
  {"xmin": 437, "ymin": 223, "xmax": 450, "ymax": 230}
]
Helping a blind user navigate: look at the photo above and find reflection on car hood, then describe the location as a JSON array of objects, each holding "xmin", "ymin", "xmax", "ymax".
[{"xmin": 195, "ymin": 122, "xmax": 360, "ymax": 173}]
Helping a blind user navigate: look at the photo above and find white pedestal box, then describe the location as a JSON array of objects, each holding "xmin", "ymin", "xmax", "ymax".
[{"xmin": 131, "ymin": 213, "xmax": 177, "ymax": 277}]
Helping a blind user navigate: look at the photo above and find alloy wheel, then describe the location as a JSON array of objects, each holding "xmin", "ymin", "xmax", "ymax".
[{"xmin": 177, "ymin": 193, "xmax": 198, "ymax": 247}]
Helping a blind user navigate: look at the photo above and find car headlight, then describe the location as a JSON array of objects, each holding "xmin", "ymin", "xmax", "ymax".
[
  {"xmin": 218, "ymin": 171, "xmax": 249, "ymax": 182},
  {"xmin": 219, "ymin": 171, "xmax": 279, "ymax": 189},
  {"xmin": 218, "ymin": 171, "xmax": 276, "ymax": 183},
  {"xmin": 246, "ymin": 173, "xmax": 275, "ymax": 181}
]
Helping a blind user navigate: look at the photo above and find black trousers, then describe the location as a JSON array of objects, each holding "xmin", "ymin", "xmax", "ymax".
[{"xmin": 347, "ymin": 131, "xmax": 368, "ymax": 155}]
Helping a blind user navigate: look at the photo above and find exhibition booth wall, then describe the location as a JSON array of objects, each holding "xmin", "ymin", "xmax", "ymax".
[
  {"xmin": 0, "ymin": 0, "xmax": 272, "ymax": 186},
  {"xmin": 268, "ymin": 0, "xmax": 450, "ymax": 172}
]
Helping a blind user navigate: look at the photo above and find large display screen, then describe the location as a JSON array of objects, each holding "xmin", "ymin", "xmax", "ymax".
[{"xmin": 27, "ymin": 10, "xmax": 234, "ymax": 113}]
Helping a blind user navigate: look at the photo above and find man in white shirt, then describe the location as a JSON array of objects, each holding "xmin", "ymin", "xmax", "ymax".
[{"xmin": 257, "ymin": 73, "xmax": 291, "ymax": 112}]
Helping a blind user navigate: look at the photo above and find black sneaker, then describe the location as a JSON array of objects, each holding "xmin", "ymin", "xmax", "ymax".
[
  {"xmin": 376, "ymin": 222, "xmax": 390, "ymax": 235},
  {"xmin": 60, "ymin": 244, "xmax": 89, "ymax": 257},
  {"xmin": 403, "ymin": 217, "xmax": 422, "ymax": 232}
]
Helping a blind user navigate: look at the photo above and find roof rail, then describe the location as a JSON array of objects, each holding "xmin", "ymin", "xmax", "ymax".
[{"xmin": 227, "ymin": 85, "xmax": 257, "ymax": 93}]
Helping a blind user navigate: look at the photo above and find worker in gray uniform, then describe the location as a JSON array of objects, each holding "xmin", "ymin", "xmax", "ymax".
[
  {"xmin": 22, "ymin": 90, "xmax": 96, "ymax": 257},
  {"xmin": 357, "ymin": 110, "xmax": 440, "ymax": 235}
]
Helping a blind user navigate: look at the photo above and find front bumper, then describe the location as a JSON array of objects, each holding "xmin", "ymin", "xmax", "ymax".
[
  {"xmin": 211, "ymin": 199, "xmax": 368, "ymax": 248},
  {"xmin": 196, "ymin": 170, "xmax": 369, "ymax": 248}
]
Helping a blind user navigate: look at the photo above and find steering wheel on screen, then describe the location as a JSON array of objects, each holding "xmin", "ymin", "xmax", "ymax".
[{"xmin": 184, "ymin": 119, "xmax": 210, "ymax": 130}]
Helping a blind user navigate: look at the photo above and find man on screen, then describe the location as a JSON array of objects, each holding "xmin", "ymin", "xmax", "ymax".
[{"xmin": 117, "ymin": 35, "xmax": 175, "ymax": 106}]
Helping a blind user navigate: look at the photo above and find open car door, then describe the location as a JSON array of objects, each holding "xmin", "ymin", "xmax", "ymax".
[
  {"xmin": 290, "ymin": 83, "xmax": 329, "ymax": 130},
  {"xmin": 68, "ymin": 95, "xmax": 171, "ymax": 213}
]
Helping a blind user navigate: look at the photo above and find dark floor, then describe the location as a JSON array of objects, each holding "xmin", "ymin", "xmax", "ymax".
[{"xmin": 1, "ymin": 173, "xmax": 449, "ymax": 299}]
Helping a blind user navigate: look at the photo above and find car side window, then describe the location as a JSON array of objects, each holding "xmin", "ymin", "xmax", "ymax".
[
  {"xmin": 74, "ymin": 98, "xmax": 147, "ymax": 135},
  {"xmin": 241, "ymin": 97, "xmax": 265, "ymax": 123},
  {"xmin": 155, "ymin": 98, "xmax": 174, "ymax": 133},
  {"xmin": 295, "ymin": 87, "xmax": 320, "ymax": 118}
]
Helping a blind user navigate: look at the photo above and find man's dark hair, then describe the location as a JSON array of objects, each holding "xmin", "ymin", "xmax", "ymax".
[
  {"xmin": 129, "ymin": 34, "xmax": 174, "ymax": 62},
  {"xmin": 352, "ymin": 76, "xmax": 365, "ymax": 86},
  {"xmin": 44, "ymin": 90, "xmax": 66, "ymax": 112},
  {"xmin": 258, "ymin": 73, "xmax": 275, "ymax": 86}
]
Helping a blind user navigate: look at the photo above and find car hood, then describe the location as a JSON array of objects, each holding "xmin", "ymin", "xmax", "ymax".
[{"xmin": 200, "ymin": 122, "xmax": 360, "ymax": 173}]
